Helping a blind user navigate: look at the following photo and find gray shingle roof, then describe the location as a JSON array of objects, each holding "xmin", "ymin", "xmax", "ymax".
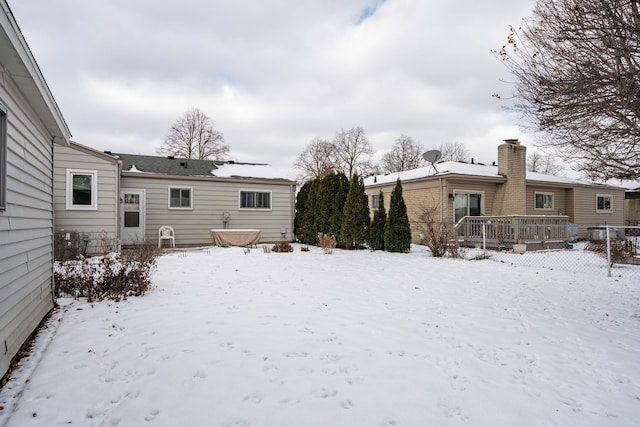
[{"xmin": 114, "ymin": 153, "xmax": 260, "ymax": 177}]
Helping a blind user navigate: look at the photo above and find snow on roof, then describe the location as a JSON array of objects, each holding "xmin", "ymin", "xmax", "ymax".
[
  {"xmin": 364, "ymin": 161, "xmax": 626, "ymax": 189},
  {"xmin": 364, "ymin": 161, "xmax": 502, "ymax": 186},
  {"xmin": 212, "ymin": 163, "xmax": 294, "ymax": 180}
]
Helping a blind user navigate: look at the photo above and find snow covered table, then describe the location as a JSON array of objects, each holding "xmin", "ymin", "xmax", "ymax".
[{"xmin": 210, "ymin": 229, "xmax": 261, "ymax": 247}]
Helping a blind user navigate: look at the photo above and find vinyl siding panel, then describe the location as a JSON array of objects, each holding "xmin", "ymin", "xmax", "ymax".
[
  {"xmin": 53, "ymin": 144, "xmax": 120, "ymax": 254},
  {"xmin": 0, "ymin": 77, "xmax": 57, "ymax": 376},
  {"xmin": 121, "ymin": 175, "xmax": 295, "ymax": 245},
  {"xmin": 570, "ymin": 187, "xmax": 625, "ymax": 227},
  {"xmin": 526, "ymin": 185, "xmax": 568, "ymax": 216}
]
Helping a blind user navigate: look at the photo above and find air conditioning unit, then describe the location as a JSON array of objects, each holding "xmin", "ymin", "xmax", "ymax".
[{"xmin": 54, "ymin": 230, "xmax": 79, "ymax": 261}]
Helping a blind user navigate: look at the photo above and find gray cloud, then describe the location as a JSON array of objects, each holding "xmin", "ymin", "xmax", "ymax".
[{"xmin": 10, "ymin": 0, "xmax": 534, "ymax": 176}]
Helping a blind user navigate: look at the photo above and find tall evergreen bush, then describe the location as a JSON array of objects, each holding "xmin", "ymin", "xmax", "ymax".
[
  {"xmin": 329, "ymin": 173, "xmax": 349, "ymax": 240},
  {"xmin": 385, "ymin": 178, "xmax": 411, "ymax": 252},
  {"xmin": 301, "ymin": 180, "xmax": 319, "ymax": 245},
  {"xmin": 316, "ymin": 173, "xmax": 340, "ymax": 235},
  {"xmin": 294, "ymin": 181, "xmax": 311, "ymax": 240},
  {"xmin": 369, "ymin": 191, "xmax": 386, "ymax": 250},
  {"xmin": 340, "ymin": 174, "xmax": 370, "ymax": 248}
]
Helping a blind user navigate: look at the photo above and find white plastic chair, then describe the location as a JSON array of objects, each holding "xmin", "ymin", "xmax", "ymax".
[{"xmin": 158, "ymin": 226, "xmax": 175, "ymax": 248}]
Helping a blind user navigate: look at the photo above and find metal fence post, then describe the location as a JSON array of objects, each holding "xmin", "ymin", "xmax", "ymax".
[{"xmin": 606, "ymin": 226, "xmax": 612, "ymax": 277}]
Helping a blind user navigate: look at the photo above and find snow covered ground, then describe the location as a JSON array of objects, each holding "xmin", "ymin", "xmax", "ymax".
[{"xmin": 1, "ymin": 245, "xmax": 639, "ymax": 427}]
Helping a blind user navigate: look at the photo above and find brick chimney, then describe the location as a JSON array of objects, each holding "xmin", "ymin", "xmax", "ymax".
[{"xmin": 494, "ymin": 139, "xmax": 527, "ymax": 215}]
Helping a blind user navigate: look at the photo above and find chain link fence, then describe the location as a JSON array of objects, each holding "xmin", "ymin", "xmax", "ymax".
[{"xmin": 416, "ymin": 221, "xmax": 640, "ymax": 280}]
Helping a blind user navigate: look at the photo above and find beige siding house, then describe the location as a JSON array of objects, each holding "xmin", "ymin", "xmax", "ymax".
[
  {"xmin": 53, "ymin": 142, "xmax": 121, "ymax": 256},
  {"xmin": 364, "ymin": 140, "xmax": 627, "ymax": 243},
  {"xmin": 116, "ymin": 153, "xmax": 296, "ymax": 246},
  {"xmin": 0, "ymin": 1, "xmax": 71, "ymax": 377},
  {"xmin": 625, "ymin": 188, "xmax": 639, "ymax": 227}
]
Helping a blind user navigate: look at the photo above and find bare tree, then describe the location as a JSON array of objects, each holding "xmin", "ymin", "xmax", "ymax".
[
  {"xmin": 294, "ymin": 137, "xmax": 337, "ymax": 181},
  {"xmin": 333, "ymin": 126, "xmax": 374, "ymax": 178},
  {"xmin": 157, "ymin": 108, "xmax": 229, "ymax": 160},
  {"xmin": 527, "ymin": 151, "xmax": 563, "ymax": 175},
  {"xmin": 493, "ymin": 0, "xmax": 640, "ymax": 181},
  {"xmin": 438, "ymin": 141, "xmax": 470, "ymax": 162},
  {"xmin": 381, "ymin": 134, "xmax": 425, "ymax": 173}
]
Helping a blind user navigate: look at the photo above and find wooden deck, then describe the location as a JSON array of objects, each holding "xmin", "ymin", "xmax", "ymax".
[{"xmin": 454, "ymin": 215, "xmax": 571, "ymax": 250}]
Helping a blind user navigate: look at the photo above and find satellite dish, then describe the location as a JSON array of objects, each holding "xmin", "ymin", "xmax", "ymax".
[
  {"xmin": 422, "ymin": 150, "xmax": 441, "ymax": 173},
  {"xmin": 423, "ymin": 150, "xmax": 442, "ymax": 163}
]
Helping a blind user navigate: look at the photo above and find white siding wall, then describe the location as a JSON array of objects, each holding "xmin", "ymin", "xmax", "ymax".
[
  {"xmin": 53, "ymin": 144, "xmax": 119, "ymax": 255},
  {"xmin": 121, "ymin": 175, "xmax": 295, "ymax": 245},
  {"xmin": 0, "ymin": 78, "xmax": 56, "ymax": 376}
]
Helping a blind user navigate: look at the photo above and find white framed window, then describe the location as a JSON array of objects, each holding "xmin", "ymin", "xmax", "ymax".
[
  {"xmin": 371, "ymin": 194, "xmax": 379, "ymax": 209},
  {"xmin": 453, "ymin": 191, "xmax": 483, "ymax": 223},
  {"xmin": 534, "ymin": 192, "xmax": 554, "ymax": 210},
  {"xmin": 66, "ymin": 169, "xmax": 98, "ymax": 210},
  {"xmin": 596, "ymin": 194, "xmax": 612, "ymax": 213},
  {"xmin": 0, "ymin": 106, "xmax": 6, "ymax": 211},
  {"xmin": 239, "ymin": 190, "xmax": 271, "ymax": 210},
  {"xmin": 168, "ymin": 186, "xmax": 192, "ymax": 209}
]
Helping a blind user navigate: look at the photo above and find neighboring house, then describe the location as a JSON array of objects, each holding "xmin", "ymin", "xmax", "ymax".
[
  {"xmin": 113, "ymin": 153, "xmax": 296, "ymax": 246},
  {"xmin": 53, "ymin": 142, "xmax": 121, "ymax": 257},
  {"xmin": 364, "ymin": 140, "xmax": 627, "ymax": 242},
  {"xmin": 0, "ymin": 1, "xmax": 72, "ymax": 377},
  {"xmin": 625, "ymin": 187, "xmax": 640, "ymax": 227}
]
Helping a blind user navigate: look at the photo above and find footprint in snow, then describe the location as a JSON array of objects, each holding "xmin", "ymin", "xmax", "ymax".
[
  {"xmin": 223, "ymin": 418, "xmax": 250, "ymax": 427},
  {"xmin": 144, "ymin": 408, "xmax": 160, "ymax": 421},
  {"xmin": 340, "ymin": 399, "xmax": 354, "ymax": 409},
  {"xmin": 313, "ymin": 388, "xmax": 338, "ymax": 399},
  {"xmin": 193, "ymin": 369, "xmax": 207, "ymax": 379},
  {"xmin": 243, "ymin": 392, "xmax": 264, "ymax": 404}
]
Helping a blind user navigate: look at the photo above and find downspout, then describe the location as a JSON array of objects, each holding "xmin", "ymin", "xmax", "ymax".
[
  {"xmin": 439, "ymin": 177, "xmax": 444, "ymax": 222},
  {"xmin": 50, "ymin": 138, "xmax": 56, "ymax": 304},
  {"xmin": 115, "ymin": 159, "xmax": 122, "ymax": 252}
]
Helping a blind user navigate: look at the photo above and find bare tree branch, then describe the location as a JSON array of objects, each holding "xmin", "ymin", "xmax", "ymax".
[
  {"xmin": 381, "ymin": 134, "xmax": 425, "ymax": 172},
  {"xmin": 157, "ymin": 108, "xmax": 229, "ymax": 160},
  {"xmin": 527, "ymin": 151, "xmax": 563, "ymax": 175},
  {"xmin": 293, "ymin": 137, "xmax": 337, "ymax": 181},
  {"xmin": 493, "ymin": 0, "xmax": 640, "ymax": 180},
  {"xmin": 438, "ymin": 141, "xmax": 470, "ymax": 162},
  {"xmin": 333, "ymin": 126, "xmax": 374, "ymax": 178}
]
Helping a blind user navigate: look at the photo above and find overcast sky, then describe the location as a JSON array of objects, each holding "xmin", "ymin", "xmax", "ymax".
[{"xmin": 10, "ymin": 0, "xmax": 535, "ymax": 177}]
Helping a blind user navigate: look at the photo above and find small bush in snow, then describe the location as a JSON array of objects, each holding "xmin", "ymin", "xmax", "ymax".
[
  {"xmin": 54, "ymin": 241, "xmax": 159, "ymax": 302},
  {"xmin": 318, "ymin": 233, "xmax": 337, "ymax": 254},
  {"xmin": 416, "ymin": 205, "xmax": 462, "ymax": 258},
  {"xmin": 586, "ymin": 238, "xmax": 638, "ymax": 266},
  {"xmin": 271, "ymin": 241, "xmax": 293, "ymax": 252},
  {"xmin": 470, "ymin": 251, "xmax": 491, "ymax": 261}
]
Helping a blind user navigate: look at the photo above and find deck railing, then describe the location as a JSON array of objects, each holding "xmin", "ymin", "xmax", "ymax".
[{"xmin": 454, "ymin": 215, "xmax": 570, "ymax": 249}]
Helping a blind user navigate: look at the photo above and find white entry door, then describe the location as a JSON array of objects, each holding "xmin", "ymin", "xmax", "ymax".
[{"xmin": 120, "ymin": 189, "xmax": 145, "ymax": 245}]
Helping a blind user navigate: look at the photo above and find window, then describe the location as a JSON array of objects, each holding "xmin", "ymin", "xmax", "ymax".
[
  {"xmin": 168, "ymin": 187, "xmax": 192, "ymax": 209},
  {"xmin": 596, "ymin": 194, "xmax": 612, "ymax": 212},
  {"xmin": 371, "ymin": 194, "xmax": 379, "ymax": 209},
  {"xmin": 66, "ymin": 169, "xmax": 98, "ymax": 210},
  {"xmin": 534, "ymin": 192, "xmax": 554, "ymax": 210},
  {"xmin": 454, "ymin": 191, "xmax": 482, "ymax": 223},
  {"xmin": 0, "ymin": 107, "xmax": 6, "ymax": 211},
  {"xmin": 240, "ymin": 190, "xmax": 271, "ymax": 209}
]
